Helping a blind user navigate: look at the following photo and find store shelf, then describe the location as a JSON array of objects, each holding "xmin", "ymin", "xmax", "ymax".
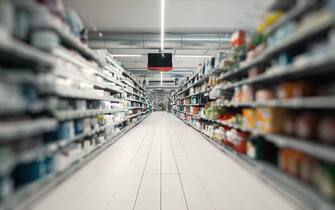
[
  {"xmin": 219, "ymin": 55, "xmax": 267, "ymax": 81},
  {"xmin": 0, "ymin": 35, "xmax": 54, "ymax": 69},
  {"xmin": 262, "ymin": 134, "xmax": 335, "ymax": 164},
  {"xmin": 104, "ymin": 66, "xmax": 123, "ymax": 78},
  {"xmin": 264, "ymin": 13, "xmax": 335, "ymax": 58},
  {"xmin": 180, "ymin": 91, "xmax": 208, "ymax": 99},
  {"xmin": 128, "ymin": 112, "xmax": 144, "ymax": 119},
  {"xmin": 128, "ymin": 107, "xmax": 143, "ymax": 110},
  {"xmin": 219, "ymin": 96, "xmax": 335, "ymax": 109},
  {"xmin": 0, "ymin": 101, "xmax": 47, "ymax": 116},
  {"xmin": 184, "ymin": 104, "xmax": 206, "ymax": 107},
  {"xmin": 207, "ymin": 137, "xmax": 335, "ymax": 210},
  {"xmin": 58, "ymin": 127, "xmax": 103, "ymax": 148},
  {"xmin": 219, "ymin": 51, "xmax": 335, "ymax": 91},
  {"xmin": 215, "ymin": 14, "xmax": 335, "ymax": 83},
  {"xmin": 53, "ymin": 109, "xmax": 126, "ymax": 121},
  {"xmin": 124, "ymin": 89, "xmax": 142, "ymax": 97},
  {"xmin": 175, "ymin": 69, "xmax": 223, "ymax": 97},
  {"xmin": 0, "ymin": 114, "xmax": 149, "ymax": 210},
  {"xmin": 96, "ymin": 71, "xmax": 123, "ymax": 87},
  {"xmin": 177, "ymin": 73, "xmax": 198, "ymax": 91},
  {"xmin": 265, "ymin": 0, "xmax": 316, "ymax": 35},
  {"xmin": 200, "ymin": 115, "xmax": 335, "ymax": 164},
  {"xmin": 122, "ymin": 80, "xmax": 143, "ymax": 93},
  {"xmin": 124, "ymin": 98, "xmax": 144, "ymax": 103},
  {"xmin": 177, "ymin": 116, "xmax": 335, "ymax": 210},
  {"xmin": 53, "ymin": 86, "xmax": 122, "ymax": 102},
  {"xmin": 31, "ymin": 17, "xmax": 103, "ymax": 65},
  {"xmin": 0, "ymin": 118, "xmax": 58, "ymax": 142},
  {"xmin": 122, "ymin": 70, "xmax": 144, "ymax": 91}
]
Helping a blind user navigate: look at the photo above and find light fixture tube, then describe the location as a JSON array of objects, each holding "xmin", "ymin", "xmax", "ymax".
[
  {"xmin": 111, "ymin": 54, "xmax": 143, "ymax": 57},
  {"xmin": 160, "ymin": 0, "xmax": 165, "ymax": 51},
  {"xmin": 174, "ymin": 55, "xmax": 213, "ymax": 58}
]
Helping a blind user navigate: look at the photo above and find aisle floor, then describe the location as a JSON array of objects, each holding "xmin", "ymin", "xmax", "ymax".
[{"xmin": 31, "ymin": 112, "xmax": 298, "ymax": 210}]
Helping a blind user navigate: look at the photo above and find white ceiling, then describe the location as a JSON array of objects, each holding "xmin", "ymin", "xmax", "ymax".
[
  {"xmin": 65, "ymin": 0, "xmax": 273, "ymax": 80},
  {"xmin": 66, "ymin": 0, "xmax": 272, "ymax": 33}
]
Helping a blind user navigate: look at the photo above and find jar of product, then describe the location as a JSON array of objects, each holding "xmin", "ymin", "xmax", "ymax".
[
  {"xmin": 313, "ymin": 162, "xmax": 335, "ymax": 200},
  {"xmin": 299, "ymin": 155, "xmax": 316, "ymax": 183},
  {"xmin": 295, "ymin": 113, "xmax": 319, "ymax": 140},
  {"xmin": 318, "ymin": 117, "xmax": 335, "ymax": 144}
]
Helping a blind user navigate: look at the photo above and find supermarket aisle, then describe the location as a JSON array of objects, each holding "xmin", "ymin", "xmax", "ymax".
[{"xmin": 31, "ymin": 112, "xmax": 298, "ymax": 210}]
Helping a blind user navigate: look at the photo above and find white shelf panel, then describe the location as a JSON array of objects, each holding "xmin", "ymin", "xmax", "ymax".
[
  {"xmin": 0, "ymin": 118, "xmax": 57, "ymax": 142},
  {"xmin": 53, "ymin": 109, "xmax": 126, "ymax": 121},
  {"xmin": 53, "ymin": 85, "xmax": 122, "ymax": 102},
  {"xmin": 217, "ymin": 96, "xmax": 335, "ymax": 109},
  {"xmin": 31, "ymin": 16, "xmax": 103, "ymax": 65},
  {"xmin": 124, "ymin": 98, "xmax": 144, "ymax": 103},
  {"xmin": 0, "ymin": 34, "xmax": 54, "ymax": 69}
]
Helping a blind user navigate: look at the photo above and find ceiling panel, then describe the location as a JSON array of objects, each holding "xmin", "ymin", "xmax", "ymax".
[
  {"xmin": 65, "ymin": 0, "xmax": 273, "ymax": 33},
  {"xmin": 65, "ymin": 0, "xmax": 274, "ymax": 81}
]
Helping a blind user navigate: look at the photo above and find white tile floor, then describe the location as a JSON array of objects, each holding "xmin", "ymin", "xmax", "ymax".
[{"xmin": 31, "ymin": 112, "xmax": 299, "ymax": 210}]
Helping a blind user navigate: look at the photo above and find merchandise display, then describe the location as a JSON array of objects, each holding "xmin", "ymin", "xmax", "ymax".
[
  {"xmin": 171, "ymin": 1, "xmax": 335, "ymax": 209},
  {"xmin": 0, "ymin": 1, "xmax": 151, "ymax": 209},
  {"xmin": 2, "ymin": 0, "xmax": 335, "ymax": 209}
]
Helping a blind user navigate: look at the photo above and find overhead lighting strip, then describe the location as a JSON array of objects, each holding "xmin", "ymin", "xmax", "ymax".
[
  {"xmin": 112, "ymin": 54, "xmax": 142, "ymax": 57},
  {"xmin": 160, "ymin": 0, "xmax": 165, "ymax": 52},
  {"xmin": 174, "ymin": 55, "xmax": 213, "ymax": 58}
]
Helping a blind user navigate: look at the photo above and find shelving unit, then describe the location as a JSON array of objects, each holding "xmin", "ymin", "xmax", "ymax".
[
  {"xmin": 0, "ymin": 115, "xmax": 149, "ymax": 210},
  {"xmin": 0, "ymin": 2, "xmax": 151, "ymax": 209},
  {"xmin": 171, "ymin": 1, "xmax": 335, "ymax": 209},
  {"xmin": 0, "ymin": 35, "xmax": 54, "ymax": 69},
  {"xmin": 178, "ymin": 118, "xmax": 335, "ymax": 210}
]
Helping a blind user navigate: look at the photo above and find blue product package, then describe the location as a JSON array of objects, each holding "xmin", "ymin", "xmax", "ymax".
[
  {"xmin": 200, "ymin": 96, "xmax": 206, "ymax": 104},
  {"xmin": 44, "ymin": 156, "xmax": 54, "ymax": 175},
  {"xmin": 58, "ymin": 122, "xmax": 71, "ymax": 140},
  {"xmin": 0, "ymin": 176, "xmax": 4, "ymax": 200},
  {"xmin": 43, "ymin": 122, "xmax": 70, "ymax": 143},
  {"xmin": 74, "ymin": 119, "xmax": 84, "ymax": 135},
  {"xmin": 11, "ymin": 160, "xmax": 45, "ymax": 188},
  {"xmin": 20, "ymin": 83, "xmax": 38, "ymax": 107},
  {"xmin": 44, "ymin": 122, "xmax": 70, "ymax": 142},
  {"xmin": 278, "ymin": 52, "xmax": 293, "ymax": 66}
]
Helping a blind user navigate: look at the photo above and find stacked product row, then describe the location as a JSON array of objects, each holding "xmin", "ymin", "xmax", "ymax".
[
  {"xmin": 172, "ymin": 0, "xmax": 335, "ymax": 209},
  {"xmin": 0, "ymin": 1, "xmax": 150, "ymax": 209}
]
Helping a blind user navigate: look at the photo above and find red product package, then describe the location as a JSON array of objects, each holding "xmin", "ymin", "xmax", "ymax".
[
  {"xmin": 233, "ymin": 131, "xmax": 249, "ymax": 154},
  {"xmin": 222, "ymin": 127, "xmax": 233, "ymax": 147},
  {"xmin": 231, "ymin": 30, "xmax": 246, "ymax": 47}
]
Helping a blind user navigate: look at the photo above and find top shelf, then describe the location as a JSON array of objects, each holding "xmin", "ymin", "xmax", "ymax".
[
  {"xmin": 122, "ymin": 70, "xmax": 145, "ymax": 91},
  {"xmin": 30, "ymin": 15, "xmax": 103, "ymax": 66},
  {"xmin": 175, "ymin": 68, "xmax": 223, "ymax": 97},
  {"xmin": 217, "ymin": 13, "xmax": 335, "ymax": 82},
  {"xmin": 0, "ymin": 34, "xmax": 54, "ymax": 70},
  {"xmin": 265, "ymin": 0, "xmax": 317, "ymax": 36}
]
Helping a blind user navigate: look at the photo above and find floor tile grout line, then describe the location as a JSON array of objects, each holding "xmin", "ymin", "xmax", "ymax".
[
  {"xmin": 172, "ymin": 115, "xmax": 218, "ymax": 210},
  {"xmin": 104, "ymin": 124, "xmax": 152, "ymax": 210},
  {"xmin": 132, "ymin": 117, "xmax": 157, "ymax": 210},
  {"xmin": 167, "ymin": 127, "xmax": 189, "ymax": 210},
  {"xmin": 75, "ymin": 121, "xmax": 150, "ymax": 210},
  {"xmin": 160, "ymin": 124, "xmax": 163, "ymax": 210}
]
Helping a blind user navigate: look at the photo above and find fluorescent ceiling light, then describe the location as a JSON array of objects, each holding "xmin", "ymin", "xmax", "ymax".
[
  {"xmin": 174, "ymin": 55, "xmax": 212, "ymax": 58},
  {"xmin": 160, "ymin": 72, "xmax": 163, "ymax": 86},
  {"xmin": 111, "ymin": 54, "xmax": 142, "ymax": 57},
  {"xmin": 160, "ymin": 0, "xmax": 165, "ymax": 51}
]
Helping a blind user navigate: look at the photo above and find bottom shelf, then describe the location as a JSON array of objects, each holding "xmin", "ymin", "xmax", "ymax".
[
  {"xmin": 0, "ymin": 114, "xmax": 150, "ymax": 210},
  {"xmin": 176, "ymin": 115, "xmax": 335, "ymax": 210}
]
